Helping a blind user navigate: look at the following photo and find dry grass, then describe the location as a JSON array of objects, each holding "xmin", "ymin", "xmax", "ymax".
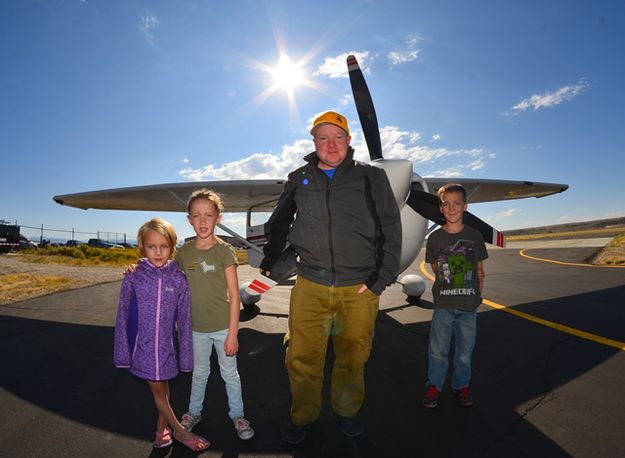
[
  {"xmin": 507, "ymin": 227, "xmax": 625, "ymax": 241},
  {"xmin": 235, "ymin": 249, "xmax": 248, "ymax": 265},
  {"xmin": 588, "ymin": 233, "xmax": 625, "ymax": 265},
  {"xmin": 0, "ymin": 248, "xmax": 248, "ymax": 307},
  {"xmin": 18, "ymin": 254, "xmax": 131, "ymax": 267},
  {"xmin": 0, "ymin": 273, "xmax": 76, "ymax": 305},
  {"xmin": 19, "ymin": 245, "xmax": 141, "ymax": 267}
]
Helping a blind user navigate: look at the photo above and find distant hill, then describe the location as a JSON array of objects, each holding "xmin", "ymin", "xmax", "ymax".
[{"xmin": 504, "ymin": 216, "xmax": 625, "ymax": 236}]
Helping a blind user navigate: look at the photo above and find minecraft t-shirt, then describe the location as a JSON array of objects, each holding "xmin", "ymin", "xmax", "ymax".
[{"xmin": 425, "ymin": 225, "xmax": 488, "ymax": 311}]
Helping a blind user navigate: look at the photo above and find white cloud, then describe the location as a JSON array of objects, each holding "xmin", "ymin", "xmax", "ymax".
[
  {"xmin": 314, "ymin": 51, "xmax": 372, "ymax": 78},
  {"xmin": 388, "ymin": 50, "xmax": 419, "ymax": 65},
  {"xmin": 486, "ymin": 209, "xmax": 521, "ymax": 222},
  {"xmin": 179, "ymin": 139, "xmax": 313, "ymax": 181},
  {"xmin": 465, "ymin": 158, "xmax": 484, "ymax": 171},
  {"xmin": 388, "ymin": 34, "xmax": 422, "ymax": 66},
  {"xmin": 339, "ymin": 94, "xmax": 353, "ymax": 106},
  {"xmin": 220, "ymin": 214, "xmax": 246, "ymax": 227},
  {"xmin": 509, "ymin": 79, "xmax": 589, "ymax": 114},
  {"xmin": 182, "ymin": 158, "xmax": 189, "ymax": 164},
  {"xmin": 369, "ymin": 125, "xmax": 483, "ymax": 165},
  {"xmin": 139, "ymin": 15, "xmax": 159, "ymax": 44},
  {"xmin": 431, "ymin": 134, "xmax": 441, "ymax": 142},
  {"xmin": 179, "ymin": 124, "xmax": 493, "ymax": 182},
  {"xmin": 602, "ymin": 211, "xmax": 625, "ymax": 219},
  {"xmin": 427, "ymin": 168, "xmax": 463, "ymax": 178}
]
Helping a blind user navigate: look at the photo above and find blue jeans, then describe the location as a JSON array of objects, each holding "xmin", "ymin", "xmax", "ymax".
[
  {"xmin": 426, "ymin": 308, "xmax": 477, "ymax": 391},
  {"xmin": 188, "ymin": 329, "xmax": 244, "ymax": 419}
]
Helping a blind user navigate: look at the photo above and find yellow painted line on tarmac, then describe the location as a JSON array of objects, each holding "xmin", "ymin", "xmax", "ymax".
[
  {"xmin": 519, "ymin": 249, "xmax": 625, "ymax": 268},
  {"xmin": 419, "ymin": 260, "xmax": 625, "ymax": 351}
]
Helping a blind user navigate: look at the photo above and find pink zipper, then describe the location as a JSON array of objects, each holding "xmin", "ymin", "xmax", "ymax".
[{"xmin": 155, "ymin": 276, "xmax": 162, "ymax": 380}]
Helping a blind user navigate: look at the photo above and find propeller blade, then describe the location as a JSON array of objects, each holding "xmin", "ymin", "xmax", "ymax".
[
  {"xmin": 463, "ymin": 212, "xmax": 506, "ymax": 247},
  {"xmin": 347, "ymin": 54, "xmax": 383, "ymax": 161},
  {"xmin": 406, "ymin": 189, "xmax": 506, "ymax": 247},
  {"xmin": 406, "ymin": 188, "xmax": 445, "ymax": 225}
]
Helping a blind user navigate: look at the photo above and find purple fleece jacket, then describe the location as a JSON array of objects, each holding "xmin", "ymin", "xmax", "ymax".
[{"xmin": 114, "ymin": 259, "xmax": 193, "ymax": 380}]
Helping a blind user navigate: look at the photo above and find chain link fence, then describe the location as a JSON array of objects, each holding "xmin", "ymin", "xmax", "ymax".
[{"xmin": 3, "ymin": 220, "xmax": 128, "ymax": 246}]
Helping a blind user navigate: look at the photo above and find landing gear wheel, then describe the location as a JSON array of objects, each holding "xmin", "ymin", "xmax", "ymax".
[{"xmin": 406, "ymin": 295, "xmax": 421, "ymax": 305}]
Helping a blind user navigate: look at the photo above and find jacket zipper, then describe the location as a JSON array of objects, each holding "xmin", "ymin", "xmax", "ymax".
[
  {"xmin": 155, "ymin": 275, "xmax": 162, "ymax": 380},
  {"xmin": 324, "ymin": 171, "xmax": 336, "ymax": 286}
]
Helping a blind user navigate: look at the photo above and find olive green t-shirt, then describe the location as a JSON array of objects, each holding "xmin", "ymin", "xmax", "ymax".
[{"xmin": 175, "ymin": 238, "xmax": 238, "ymax": 333}]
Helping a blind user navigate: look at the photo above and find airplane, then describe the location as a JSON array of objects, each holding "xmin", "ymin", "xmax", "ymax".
[{"xmin": 53, "ymin": 55, "xmax": 568, "ymax": 307}]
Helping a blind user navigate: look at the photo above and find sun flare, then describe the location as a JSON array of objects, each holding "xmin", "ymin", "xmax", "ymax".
[{"xmin": 270, "ymin": 54, "xmax": 304, "ymax": 94}]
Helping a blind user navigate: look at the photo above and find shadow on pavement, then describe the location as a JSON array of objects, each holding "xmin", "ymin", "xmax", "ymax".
[{"xmin": 2, "ymin": 283, "xmax": 624, "ymax": 456}]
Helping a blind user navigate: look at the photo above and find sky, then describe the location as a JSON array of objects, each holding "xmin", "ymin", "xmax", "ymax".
[{"xmin": 2, "ymin": 0, "xmax": 624, "ymax": 243}]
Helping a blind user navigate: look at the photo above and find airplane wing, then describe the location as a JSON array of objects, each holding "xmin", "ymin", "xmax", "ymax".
[
  {"xmin": 54, "ymin": 177, "xmax": 568, "ymax": 213},
  {"xmin": 53, "ymin": 180, "xmax": 286, "ymax": 213},
  {"xmin": 423, "ymin": 178, "xmax": 568, "ymax": 204}
]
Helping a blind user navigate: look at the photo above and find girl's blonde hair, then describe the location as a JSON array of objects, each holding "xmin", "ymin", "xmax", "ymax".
[
  {"xmin": 187, "ymin": 188, "xmax": 225, "ymax": 215},
  {"xmin": 136, "ymin": 218, "xmax": 178, "ymax": 258}
]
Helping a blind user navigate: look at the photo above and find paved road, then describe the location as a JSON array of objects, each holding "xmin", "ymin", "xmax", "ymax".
[{"xmin": 1, "ymin": 238, "xmax": 624, "ymax": 457}]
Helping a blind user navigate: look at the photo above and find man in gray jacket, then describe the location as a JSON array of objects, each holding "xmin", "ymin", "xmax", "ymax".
[{"xmin": 260, "ymin": 111, "xmax": 401, "ymax": 443}]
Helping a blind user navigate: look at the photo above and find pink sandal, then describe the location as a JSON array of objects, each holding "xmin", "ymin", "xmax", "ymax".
[
  {"xmin": 174, "ymin": 431, "xmax": 210, "ymax": 452},
  {"xmin": 153, "ymin": 427, "xmax": 172, "ymax": 448}
]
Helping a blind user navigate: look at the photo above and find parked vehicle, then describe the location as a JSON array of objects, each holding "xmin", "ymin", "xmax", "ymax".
[
  {"xmin": 0, "ymin": 223, "xmax": 20, "ymax": 252},
  {"xmin": 87, "ymin": 238, "xmax": 124, "ymax": 249},
  {"xmin": 18, "ymin": 234, "xmax": 38, "ymax": 250},
  {"xmin": 66, "ymin": 240, "xmax": 83, "ymax": 247}
]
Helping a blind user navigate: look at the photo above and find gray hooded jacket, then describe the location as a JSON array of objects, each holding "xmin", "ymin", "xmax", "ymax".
[{"xmin": 260, "ymin": 148, "xmax": 401, "ymax": 295}]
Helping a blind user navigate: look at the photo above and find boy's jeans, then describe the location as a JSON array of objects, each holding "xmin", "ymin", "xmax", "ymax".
[
  {"xmin": 188, "ymin": 329, "xmax": 244, "ymax": 419},
  {"xmin": 426, "ymin": 308, "xmax": 477, "ymax": 391}
]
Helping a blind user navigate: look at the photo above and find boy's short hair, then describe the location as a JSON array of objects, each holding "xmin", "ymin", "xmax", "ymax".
[
  {"xmin": 437, "ymin": 183, "xmax": 467, "ymax": 203},
  {"xmin": 187, "ymin": 188, "xmax": 225, "ymax": 215},
  {"xmin": 137, "ymin": 217, "xmax": 178, "ymax": 258}
]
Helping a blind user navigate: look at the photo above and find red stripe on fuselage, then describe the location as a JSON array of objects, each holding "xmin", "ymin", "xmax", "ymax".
[{"xmin": 249, "ymin": 279, "xmax": 270, "ymax": 294}]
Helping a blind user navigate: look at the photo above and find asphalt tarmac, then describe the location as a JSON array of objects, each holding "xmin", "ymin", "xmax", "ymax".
[{"xmin": 1, "ymin": 238, "xmax": 624, "ymax": 458}]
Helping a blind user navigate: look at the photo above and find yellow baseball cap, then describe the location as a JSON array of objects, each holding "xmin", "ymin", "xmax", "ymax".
[{"xmin": 310, "ymin": 111, "xmax": 350, "ymax": 136}]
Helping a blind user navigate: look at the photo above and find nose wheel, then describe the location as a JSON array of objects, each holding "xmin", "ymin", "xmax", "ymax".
[{"xmin": 399, "ymin": 274, "xmax": 426, "ymax": 304}]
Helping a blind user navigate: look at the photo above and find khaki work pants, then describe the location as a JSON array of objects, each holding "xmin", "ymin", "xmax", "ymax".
[{"xmin": 286, "ymin": 276, "xmax": 380, "ymax": 426}]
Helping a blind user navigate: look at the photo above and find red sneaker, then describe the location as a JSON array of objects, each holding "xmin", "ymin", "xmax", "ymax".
[
  {"xmin": 454, "ymin": 386, "xmax": 474, "ymax": 407},
  {"xmin": 422, "ymin": 385, "xmax": 440, "ymax": 408}
]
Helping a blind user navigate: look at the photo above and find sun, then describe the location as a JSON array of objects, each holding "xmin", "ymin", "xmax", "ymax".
[
  {"xmin": 270, "ymin": 54, "xmax": 304, "ymax": 95},
  {"xmin": 244, "ymin": 50, "xmax": 325, "ymax": 121}
]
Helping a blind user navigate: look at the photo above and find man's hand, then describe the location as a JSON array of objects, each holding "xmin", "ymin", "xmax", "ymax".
[
  {"xmin": 260, "ymin": 269, "xmax": 271, "ymax": 277},
  {"xmin": 357, "ymin": 284, "xmax": 369, "ymax": 294}
]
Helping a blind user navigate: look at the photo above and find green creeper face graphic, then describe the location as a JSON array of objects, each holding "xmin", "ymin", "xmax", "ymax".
[{"xmin": 448, "ymin": 254, "xmax": 466, "ymax": 288}]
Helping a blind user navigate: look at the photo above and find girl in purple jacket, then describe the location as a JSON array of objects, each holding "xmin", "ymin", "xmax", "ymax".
[{"xmin": 114, "ymin": 218, "xmax": 209, "ymax": 452}]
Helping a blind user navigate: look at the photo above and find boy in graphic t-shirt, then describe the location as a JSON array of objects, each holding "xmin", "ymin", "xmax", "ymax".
[{"xmin": 422, "ymin": 183, "xmax": 488, "ymax": 409}]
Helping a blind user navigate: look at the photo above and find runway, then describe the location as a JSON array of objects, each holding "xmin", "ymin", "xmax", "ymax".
[{"xmin": 1, "ymin": 238, "xmax": 624, "ymax": 457}]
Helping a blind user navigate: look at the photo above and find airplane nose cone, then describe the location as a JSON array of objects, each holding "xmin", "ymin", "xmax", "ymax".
[{"xmin": 369, "ymin": 159, "xmax": 413, "ymax": 208}]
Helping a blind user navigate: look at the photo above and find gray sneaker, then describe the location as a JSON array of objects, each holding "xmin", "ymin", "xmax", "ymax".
[
  {"xmin": 233, "ymin": 417, "xmax": 254, "ymax": 440},
  {"xmin": 180, "ymin": 412, "xmax": 202, "ymax": 431}
]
